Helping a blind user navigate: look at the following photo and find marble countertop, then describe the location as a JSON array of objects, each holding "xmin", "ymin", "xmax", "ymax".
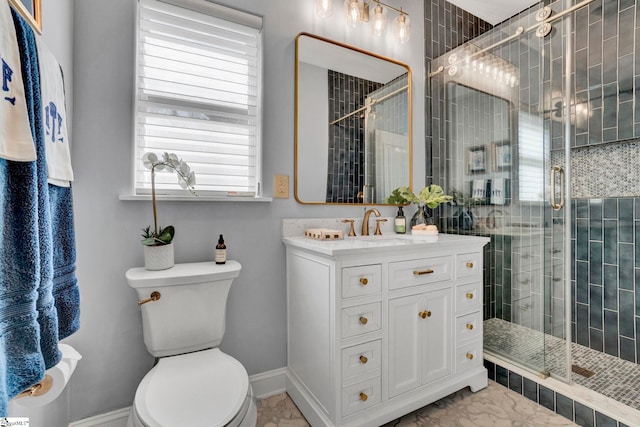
[{"xmin": 282, "ymin": 233, "xmax": 490, "ymax": 257}]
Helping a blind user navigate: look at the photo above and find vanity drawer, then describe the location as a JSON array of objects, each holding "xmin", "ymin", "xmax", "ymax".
[
  {"xmin": 342, "ymin": 340, "xmax": 381, "ymax": 381},
  {"xmin": 456, "ymin": 252, "xmax": 482, "ymax": 279},
  {"xmin": 341, "ymin": 302, "xmax": 382, "ymax": 339},
  {"xmin": 455, "ymin": 281, "xmax": 482, "ymax": 312},
  {"xmin": 455, "ymin": 311, "xmax": 482, "ymax": 344},
  {"xmin": 389, "ymin": 256, "xmax": 452, "ymax": 290},
  {"xmin": 342, "ymin": 264, "xmax": 382, "ymax": 299},
  {"xmin": 455, "ymin": 340, "xmax": 483, "ymax": 373},
  {"xmin": 342, "ymin": 377, "xmax": 381, "ymax": 417}
]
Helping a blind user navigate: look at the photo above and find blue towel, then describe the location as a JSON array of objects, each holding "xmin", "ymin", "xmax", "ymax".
[
  {"xmin": 49, "ymin": 184, "xmax": 80, "ymax": 340},
  {"xmin": 0, "ymin": 10, "xmax": 79, "ymax": 416}
]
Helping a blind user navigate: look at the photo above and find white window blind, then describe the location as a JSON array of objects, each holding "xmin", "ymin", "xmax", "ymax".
[
  {"xmin": 518, "ymin": 111, "xmax": 545, "ymax": 202},
  {"xmin": 134, "ymin": 0, "xmax": 263, "ymax": 197}
]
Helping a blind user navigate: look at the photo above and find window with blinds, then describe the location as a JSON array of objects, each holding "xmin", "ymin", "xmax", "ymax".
[
  {"xmin": 518, "ymin": 111, "xmax": 545, "ymax": 202},
  {"xmin": 134, "ymin": 0, "xmax": 263, "ymax": 197}
]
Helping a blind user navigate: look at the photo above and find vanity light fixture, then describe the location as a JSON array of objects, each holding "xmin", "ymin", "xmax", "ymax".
[
  {"xmin": 393, "ymin": 11, "xmax": 410, "ymax": 44},
  {"xmin": 321, "ymin": 0, "xmax": 409, "ymax": 43},
  {"xmin": 446, "ymin": 46, "xmax": 519, "ymax": 88},
  {"xmin": 315, "ymin": 0, "xmax": 333, "ymax": 18},
  {"xmin": 371, "ymin": 2, "xmax": 386, "ymax": 36},
  {"xmin": 345, "ymin": 0, "xmax": 363, "ymax": 28}
]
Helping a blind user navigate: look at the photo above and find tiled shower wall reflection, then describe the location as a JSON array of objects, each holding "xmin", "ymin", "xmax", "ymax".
[{"xmin": 326, "ymin": 71, "xmax": 382, "ymax": 203}]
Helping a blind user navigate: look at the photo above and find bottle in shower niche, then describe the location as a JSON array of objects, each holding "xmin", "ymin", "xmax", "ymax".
[
  {"xmin": 394, "ymin": 206, "xmax": 406, "ymax": 234},
  {"xmin": 215, "ymin": 234, "xmax": 227, "ymax": 264}
]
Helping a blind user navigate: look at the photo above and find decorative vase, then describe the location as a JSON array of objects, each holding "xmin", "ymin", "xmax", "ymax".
[
  {"xmin": 458, "ymin": 208, "xmax": 475, "ymax": 230},
  {"xmin": 410, "ymin": 204, "xmax": 435, "ymax": 228},
  {"xmin": 144, "ymin": 243, "xmax": 174, "ymax": 271}
]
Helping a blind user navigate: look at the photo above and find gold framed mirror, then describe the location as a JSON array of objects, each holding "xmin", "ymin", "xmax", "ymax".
[
  {"xmin": 295, "ymin": 33, "xmax": 412, "ymax": 205},
  {"xmin": 9, "ymin": 0, "xmax": 41, "ymax": 34}
]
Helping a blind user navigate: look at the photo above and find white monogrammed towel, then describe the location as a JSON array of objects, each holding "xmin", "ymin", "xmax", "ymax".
[
  {"xmin": 0, "ymin": 0, "xmax": 36, "ymax": 161},
  {"xmin": 35, "ymin": 36, "xmax": 73, "ymax": 186},
  {"xmin": 491, "ymin": 178, "xmax": 505, "ymax": 205}
]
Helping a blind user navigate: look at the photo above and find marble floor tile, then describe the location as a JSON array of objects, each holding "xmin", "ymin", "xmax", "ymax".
[{"xmin": 257, "ymin": 380, "xmax": 577, "ymax": 426}]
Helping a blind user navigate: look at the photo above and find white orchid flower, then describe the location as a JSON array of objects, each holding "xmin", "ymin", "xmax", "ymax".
[{"xmin": 142, "ymin": 152, "xmax": 158, "ymax": 170}]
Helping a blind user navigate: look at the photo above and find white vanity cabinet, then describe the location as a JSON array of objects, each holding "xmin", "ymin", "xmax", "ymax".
[{"xmin": 283, "ymin": 234, "xmax": 489, "ymax": 427}]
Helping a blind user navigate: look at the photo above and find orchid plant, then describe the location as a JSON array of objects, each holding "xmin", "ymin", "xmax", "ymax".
[
  {"xmin": 385, "ymin": 185, "xmax": 452, "ymax": 209},
  {"xmin": 140, "ymin": 152, "xmax": 196, "ymax": 246}
]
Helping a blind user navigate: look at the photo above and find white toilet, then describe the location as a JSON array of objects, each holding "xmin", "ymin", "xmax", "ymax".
[{"xmin": 125, "ymin": 261, "xmax": 257, "ymax": 427}]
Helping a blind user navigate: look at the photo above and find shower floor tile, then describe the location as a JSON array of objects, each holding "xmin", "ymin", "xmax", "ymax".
[{"xmin": 484, "ymin": 318, "xmax": 640, "ymax": 411}]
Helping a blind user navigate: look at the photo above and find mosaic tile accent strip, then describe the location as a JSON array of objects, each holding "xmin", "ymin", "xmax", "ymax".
[
  {"xmin": 551, "ymin": 140, "xmax": 640, "ymax": 199},
  {"xmin": 485, "ymin": 318, "xmax": 640, "ymax": 413}
]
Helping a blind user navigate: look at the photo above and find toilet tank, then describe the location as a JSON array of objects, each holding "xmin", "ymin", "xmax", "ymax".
[{"xmin": 126, "ymin": 261, "xmax": 241, "ymax": 357}]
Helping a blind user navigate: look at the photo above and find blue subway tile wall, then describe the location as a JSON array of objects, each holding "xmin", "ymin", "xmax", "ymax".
[
  {"xmin": 572, "ymin": 197, "xmax": 640, "ymax": 365},
  {"xmin": 326, "ymin": 70, "xmax": 382, "ymax": 203},
  {"xmin": 424, "ymin": 0, "xmax": 492, "ymax": 189},
  {"xmin": 485, "ymin": 359, "xmax": 630, "ymax": 427}
]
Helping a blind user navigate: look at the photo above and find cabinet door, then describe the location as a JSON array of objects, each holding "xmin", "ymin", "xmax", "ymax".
[
  {"xmin": 388, "ymin": 294, "xmax": 422, "ymax": 397},
  {"xmin": 388, "ymin": 288, "xmax": 452, "ymax": 397},
  {"xmin": 420, "ymin": 288, "xmax": 452, "ymax": 384}
]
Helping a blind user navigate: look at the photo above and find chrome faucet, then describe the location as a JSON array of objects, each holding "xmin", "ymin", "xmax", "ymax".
[{"xmin": 361, "ymin": 208, "xmax": 381, "ymax": 236}]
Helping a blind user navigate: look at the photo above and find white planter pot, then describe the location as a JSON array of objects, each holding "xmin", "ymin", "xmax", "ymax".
[{"xmin": 144, "ymin": 243, "xmax": 174, "ymax": 270}]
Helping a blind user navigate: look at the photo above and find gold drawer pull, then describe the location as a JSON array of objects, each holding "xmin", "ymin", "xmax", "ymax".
[
  {"xmin": 138, "ymin": 291, "xmax": 161, "ymax": 305},
  {"xmin": 359, "ymin": 355, "xmax": 368, "ymax": 364},
  {"xmin": 359, "ymin": 392, "xmax": 368, "ymax": 402},
  {"xmin": 359, "ymin": 316, "xmax": 368, "ymax": 325},
  {"xmin": 466, "ymin": 352, "xmax": 474, "ymax": 360},
  {"xmin": 359, "ymin": 277, "xmax": 368, "ymax": 286},
  {"xmin": 466, "ymin": 323, "xmax": 474, "ymax": 330},
  {"xmin": 466, "ymin": 292, "xmax": 474, "ymax": 299},
  {"xmin": 419, "ymin": 310, "xmax": 432, "ymax": 319},
  {"xmin": 413, "ymin": 269, "xmax": 434, "ymax": 276},
  {"xmin": 466, "ymin": 262, "xmax": 474, "ymax": 268}
]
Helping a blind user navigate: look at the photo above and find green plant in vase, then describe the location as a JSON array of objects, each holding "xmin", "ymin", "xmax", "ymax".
[
  {"xmin": 385, "ymin": 185, "xmax": 452, "ymax": 228},
  {"xmin": 450, "ymin": 188, "xmax": 481, "ymax": 231}
]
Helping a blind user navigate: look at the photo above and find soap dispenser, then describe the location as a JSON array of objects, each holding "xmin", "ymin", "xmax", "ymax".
[
  {"xmin": 394, "ymin": 206, "xmax": 406, "ymax": 234},
  {"xmin": 215, "ymin": 234, "xmax": 227, "ymax": 264}
]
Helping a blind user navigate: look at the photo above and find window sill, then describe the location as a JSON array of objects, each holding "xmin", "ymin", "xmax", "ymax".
[{"xmin": 119, "ymin": 194, "xmax": 273, "ymax": 203}]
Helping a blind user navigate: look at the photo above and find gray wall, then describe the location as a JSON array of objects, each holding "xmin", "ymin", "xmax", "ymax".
[{"xmin": 67, "ymin": 0, "xmax": 425, "ymax": 421}]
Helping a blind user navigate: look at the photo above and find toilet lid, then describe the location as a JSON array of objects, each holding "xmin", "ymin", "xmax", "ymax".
[{"xmin": 135, "ymin": 348, "xmax": 249, "ymax": 427}]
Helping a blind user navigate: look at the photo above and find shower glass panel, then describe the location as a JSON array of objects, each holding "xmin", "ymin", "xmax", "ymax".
[
  {"xmin": 431, "ymin": 1, "xmax": 577, "ymax": 382},
  {"xmin": 363, "ymin": 74, "xmax": 410, "ymax": 203}
]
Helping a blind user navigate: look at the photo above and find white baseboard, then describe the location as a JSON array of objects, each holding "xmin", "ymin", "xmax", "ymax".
[
  {"xmin": 68, "ymin": 407, "xmax": 131, "ymax": 427},
  {"xmin": 249, "ymin": 367, "xmax": 288, "ymax": 399},
  {"xmin": 68, "ymin": 367, "xmax": 289, "ymax": 427}
]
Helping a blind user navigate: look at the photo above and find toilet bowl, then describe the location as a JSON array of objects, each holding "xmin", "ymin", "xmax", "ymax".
[
  {"xmin": 127, "ymin": 349, "xmax": 257, "ymax": 427},
  {"xmin": 126, "ymin": 261, "xmax": 256, "ymax": 427}
]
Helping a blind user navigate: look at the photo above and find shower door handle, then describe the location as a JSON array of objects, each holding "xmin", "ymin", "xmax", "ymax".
[{"xmin": 550, "ymin": 166, "xmax": 565, "ymax": 211}]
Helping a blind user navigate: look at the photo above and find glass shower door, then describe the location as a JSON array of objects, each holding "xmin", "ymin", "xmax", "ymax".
[{"xmin": 431, "ymin": 0, "xmax": 580, "ymax": 382}]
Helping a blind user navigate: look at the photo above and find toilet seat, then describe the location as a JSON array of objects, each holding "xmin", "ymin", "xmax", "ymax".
[{"xmin": 134, "ymin": 348, "xmax": 249, "ymax": 427}]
